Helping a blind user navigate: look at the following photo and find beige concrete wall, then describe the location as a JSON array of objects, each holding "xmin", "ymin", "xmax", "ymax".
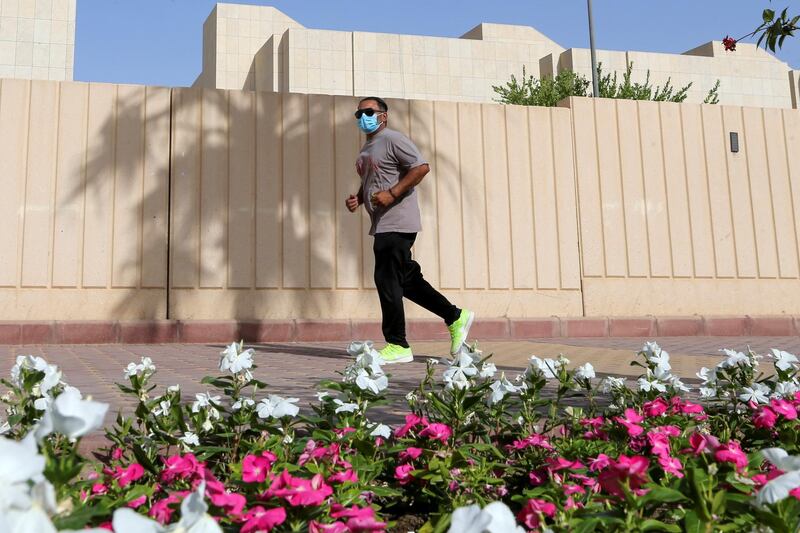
[
  {"xmin": 168, "ymin": 89, "xmax": 582, "ymax": 319},
  {"xmin": 4, "ymin": 79, "xmax": 800, "ymax": 320},
  {"xmin": 209, "ymin": 3, "xmax": 301, "ymax": 91},
  {"xmin": 567, "ymin": 96, "xmax": 800, "ymax": 315},
  {"xmin": 0, "ymin": 0, "xmax": 75, "ymax": 81},
  {"xmin": 560, "ymin": 43, "xmax": 794, "ymax": 108},
  {"xmin": 0, "ymin": 79, "xmax": 170, "ymax": 319}
]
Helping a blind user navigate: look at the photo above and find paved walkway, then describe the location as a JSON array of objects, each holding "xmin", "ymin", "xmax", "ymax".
[{"xmin": 3, "ymin": 336, "xmax": 799, "ymax": 424}]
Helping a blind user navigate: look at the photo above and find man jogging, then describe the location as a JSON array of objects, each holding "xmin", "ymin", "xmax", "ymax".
[{"xmin": 345, "ymin": 96, "xmax": 474, "ymax": 363}]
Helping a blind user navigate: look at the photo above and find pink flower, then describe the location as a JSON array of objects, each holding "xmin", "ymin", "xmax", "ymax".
[
  {"xmin": 589, "ymin": 453, "xmax": 612, "ymax": 472},
  {"xmin": 241, "ymin": 506, "xmax": 287, "ymax": 533},
  {"xmin": 242, "ymin": 452, "xmax": 275, "ymax": 483},
  {"xmin": 563, "ymin": 483, "xmax": 586, "ymax": 496},
  {"xmin": 394, "ymin": 463, "xmax": 414, "ymax": 485},
  {"xmin": 266, "ymin": 471, "xmax": 333, "ymax": 507},
  {"xmin": 114, "ymin": 463, "xmax": 145, "ymax": 488},
  {"xmin": 771, "ymin": 399, "xmax": 798, "ymax": 420},
  {"xmin": 685, "ymin": 432, "xmax": 719, "ymax": 456},
  {"xmin": 510, "ymin": 433, "xmax": 554, "ymax": 451},
  {"xmin": 714, "ymin": 441, "xmax": 749, "ymax": 472},
  {"xmin": 330, "ymin": 504, "xmax": 387, "ymax": 531},
  {"xmin": 149, "ymin": 494, "xmax": 182, "ymax": 524},
  {"xmin": 419, "ymin": 423, "xmax": 452, "ymax": 443},
  {"xmin": 111, "ymin": 447, "xmax": 124, "ymax": 461},
  {"xmin": 517, "ymin": 498, "xmax": 557, "ymax": 529},
  {"xmin": 126, "ymin": 495, "xmax": 147, "ymax": 509},
  {"xmin": 309, "ymin": 522, "xmax": 349, "ymax": 533},
  {"xmin": 670, "ymin": 397, "xmax": 704, "ymax": 415},
  {"xmin": 547, "ymin": 457, "xmax": 583, "ymax": 472},
  {"xmin": 328, "ymin": 469, "xmax": 359, "ymax": 484},
  {"xmin": 205, "ymin": 477, "xmax": 247, "ymax": 516},
  {"xmin": 647, "ymin": 431, "xmax": 672, "ymax": 459},
  {"xmin": 398, "ymin": 447, "xmax": 423, "ymax": 463},
  {"xmin": 643, "ymin": 398, "xmax": 669, "ymax": 417},
  {"xmin": 653, "ymin": 425, "xmax": 681, "ymax": 437},
  {"xmin": 598, "ymin": 455, "xmax": 649, "ymax": 498},
  {"xmin": 394, "ymin": 413, "xmax": 427, "ymax": 437},
  {"xmin": 754, "ymin": 407, "xmax": 778, "ymax": 429},
  {"xmin": 91, "ymin": 483, "xmax": 108, "ymax": 495},
  {"xmin": 659, "ymin": 456, "xmax": 684, "ymax": 478},
  {"xmin": 160, "ymin": 454, "xmax": 204, "ymax": 484},
  {"xmin": 580, "ymin": 416, "xmax": 605, "ymax": 428},
  {"xmin": 334, "ymin": 427, "xmax": 357, "ymax": 438},
  {"xmin": 529, "ymin": 469, "xmax": 547, "ymax": 486},
  {"xmin": 564, "ymin": 495, "xmax": 583, "ymax": 511},
  {"xmin": 615, "ymin": 408, "xmax": 645, "ymax": 437},
  {"xmin": 790, "ymin": 487, "xmax": 800, "ymax": 500}
]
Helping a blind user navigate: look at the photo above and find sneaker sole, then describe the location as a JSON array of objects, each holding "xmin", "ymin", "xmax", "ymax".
[
  {"xmin": 450, "ymin": 311, "xmax": 475, "ymax": 355},
  {"xmin": 381, "ymin": 355, "xmax": 414, "ymax": 364}
]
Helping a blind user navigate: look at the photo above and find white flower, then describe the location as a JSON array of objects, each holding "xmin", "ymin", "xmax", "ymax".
[
  {"xmin": 739, "ymin": 383, "xmax": 771, "ymax": 404},
  {"xmin": 191, "ymin": 392, "xmax": 221, "ymax": 413},
  {"xmin": 354, "ymin": 369, "xmax": 389, "ymax": 394},
  {"xmin": 0, "ymin": 420, "xmax": 10, "ymax": 435},
  {"xmin": 167, "ymin": 384, "xmax": 181, "ymax": 393},
  {"xmin": 642, "ymin": 342, "xmax": 671, "ymax": 371},
  {"xmin": 601, "ymin": 376, "xmax": 625, "ymax": 393},
  {"xmin": 369, "ymin": 423, "xmax": 391, "ymax": 439},
  {"xmin": 699, "ymin": 386, "xmax": 717, "ymax": 399},
  {"xmin": 0, "ymin": 433, "xmax": 45, "ymax": 511},
  {"xmin": 201, "ymin": 418, "xmax": 215, "ymax": 432},
  {"xmin": 526, "ymin": 356, "xmax": 561, "ymax": 379},
  {"xmin": 10, "ymin": 355, "xmax": 52, "ymax": 387},
  {"xmin": 316, "ymin": 391, "xmax": 330, "ymax": 401},
  {"xmin": 122, "ymin": 356, "xmax": 156, "ymax": 379},
  {"xmin": 347, "ymin": 341, "xmax": 378, "ymax": 358},
  {"xmin": 697, "ymin": 367, "xmax": 716, "ymax": 384},
  {"xmin": 110, "ymin": 481, "xmax": 222, "ymax": 533},
  {"xmin": 638, "ymin": 378, "xmax": 667, "ymax": 393},
  {"xmin": 720, "ymin": 349, "xmax": 754, "ymax": 369},
  {"xmin": 574, "ymin": 363, "xmax": 596, "ymax": 380},
  {"xmin": 333, "ymin": 399, "xmax": 359, "ymax": 413},
  {"xmin": 219, "ymin": 342, "xmax": 255, "ymax": 375},
  {"xmin": 756, "ymin": 448, "xmax": 800, "ymax": 505},
  {"xmin": 479, "ymin": 362, "xmax": 497, "ymax": 379},
  {"xmin": 774, "ymin": 380, "xmax": 800, "ymax": 399},
  {"xmin": 180, "ymin": 432, "xmax": 200, "ymax": 448},
  {"xmin": 153, "ymin": 399, "xmax": 171, "ymax": 417},
  {"xmin": 448, "ymin": 501, "xmax": 525, "ymax": 533},
  {"xmin": 35, "ymin": 387, "xmax": 108, "ymax": 441},
  {"xmin": 488, "ymin": 374, "xmax": 525, "ymax": 405},
  {"xmin": 771, "ymin": 349, "xmax": 799, "ymax": 372},
  {"xmin": 231, "ymin": 398, "xmax": 255, "ymax": 411},
  {"xmin": 256, "ymin": 395, "xmax": 299, "ymax": 419}
]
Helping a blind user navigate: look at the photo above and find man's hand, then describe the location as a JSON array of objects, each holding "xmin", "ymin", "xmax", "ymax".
[
  {"xmin": 371, "ymin": 190, "xmax": 395, "ymax": 209},
  {"xmin": 345, "ymin": 194, "xmax": 361, "ymax": 213}
]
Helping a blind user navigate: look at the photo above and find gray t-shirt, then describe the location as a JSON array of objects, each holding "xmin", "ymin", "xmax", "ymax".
[{"xmin": 356, "ymin": 128, "xmax": 427, "ymax": 235}]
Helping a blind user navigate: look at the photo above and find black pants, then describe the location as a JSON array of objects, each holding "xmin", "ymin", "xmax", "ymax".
[{"xmin": 373, "ymin": 232, "xmax": 460, "ymax": 348}]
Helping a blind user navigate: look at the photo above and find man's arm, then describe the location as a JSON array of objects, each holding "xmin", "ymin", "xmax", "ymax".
[{"xmin": 390, "ymin": 163, "xmax": 430, "ymax": 198}]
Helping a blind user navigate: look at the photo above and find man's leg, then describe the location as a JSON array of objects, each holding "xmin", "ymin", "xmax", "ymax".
[
  {"xmin": 373, "ymin": 232, "xmax": 409, "ymax": 348},
  {"xmin": 397, "ymin": 233, "xmax": 461, "ymax": 326}
]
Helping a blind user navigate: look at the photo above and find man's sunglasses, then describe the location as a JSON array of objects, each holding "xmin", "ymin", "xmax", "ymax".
[{"xmin": 354, "ymin": 108, "xmax": 385, "ymax": 119}]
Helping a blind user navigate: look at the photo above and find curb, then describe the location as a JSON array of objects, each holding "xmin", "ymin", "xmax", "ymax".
[{"xmin": 0, "ymin": 315, "xmax": 798, "ymax": 345}]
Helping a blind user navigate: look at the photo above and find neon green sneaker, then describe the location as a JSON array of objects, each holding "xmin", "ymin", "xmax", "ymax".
[
  {"xmin": 378, "ymin": 343, "xmax": 414, "ymax": 364},
  {"xmin": 447, "ymin": 309, "xmax": 475, "ymax": 355}
]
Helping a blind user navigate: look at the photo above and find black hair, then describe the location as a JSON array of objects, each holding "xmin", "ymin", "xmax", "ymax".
[{"xmin": 358, "ymin": 96, "xmax": 388, "ymax": 112}]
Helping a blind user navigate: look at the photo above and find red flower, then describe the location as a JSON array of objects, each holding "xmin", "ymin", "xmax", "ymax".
[
  {"xmin": 598, "ymin": 455, "xmax": 650, "ymax": 498},
  {"xmin": 722, "ymin": 35, "xmax": 737, "ymax": 51},
  {"xmin": 714, "ymin": 440, "xmax": 749, "ymax": 472},
  {"xmin": 754, "ymin": 406, "xmax": 778, "ymax": 429},
  {"xmin": 517, "ymin": 498, "xmax": 557, "ymax": 529},
  {"xmin": 419, "ymin": 423, "xmax": 452, "ymax": 443},
  {"xmin": 643, "ymin": 397, "xmax": 669, "ymax": 417},
  {"xmin": 241, "ymin": 506, "xmax": 287, "ymax": 533}
]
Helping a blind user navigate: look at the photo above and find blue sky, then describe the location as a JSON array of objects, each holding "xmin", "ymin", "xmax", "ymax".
[{"xmin": 75, "ymin": 0, "xmax": 800, "ymax": 87}]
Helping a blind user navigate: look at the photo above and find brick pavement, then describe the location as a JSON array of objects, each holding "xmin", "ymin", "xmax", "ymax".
[{"xmin": 3, "ymin": 336, "xmax": 799, "ymax": 424}]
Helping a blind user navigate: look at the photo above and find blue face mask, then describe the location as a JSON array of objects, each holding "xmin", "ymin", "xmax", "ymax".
[{"xmin": 357, "ymin": 113, "xmax": 381, "ymax": 134}]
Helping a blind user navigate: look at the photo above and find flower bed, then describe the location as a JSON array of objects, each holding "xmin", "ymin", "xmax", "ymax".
[{"xmin": 3, "ymin": 340, "xmax": 800, "ymax": 532}]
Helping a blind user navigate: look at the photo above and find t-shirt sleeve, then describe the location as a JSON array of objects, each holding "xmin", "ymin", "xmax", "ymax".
[{"xmin": 391, "ymin": 134, "xmax": 428, "ymax": 170}]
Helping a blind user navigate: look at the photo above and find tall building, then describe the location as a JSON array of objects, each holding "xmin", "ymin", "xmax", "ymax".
[
  {"xmin": 0, "ymin": 0, "xmax": 76, "ymax": 81},
  {"xmin": 193, "ymin": 2, "xmax": 800, "ymax": 109}
]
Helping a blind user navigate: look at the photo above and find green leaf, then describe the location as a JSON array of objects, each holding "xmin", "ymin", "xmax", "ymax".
[
  {"xmin": 764, "ymin": 8, "xmax": 776, "ymax": 23},
  {"xmin": 640, "ymin": 519, "xmax": 682, "ymax": 532},
  {"xmin": 682, "ymin": 510, "xmax": 706, "ymax": 533},
  {"xmin": 640, "ymin": 485, "xmax": 688, "ymax": 506}
]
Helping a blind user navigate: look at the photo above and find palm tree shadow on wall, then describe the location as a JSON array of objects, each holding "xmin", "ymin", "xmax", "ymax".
[{"xmin": 65, "ymin": 83, "xmax": 459, "ymax": 331}]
